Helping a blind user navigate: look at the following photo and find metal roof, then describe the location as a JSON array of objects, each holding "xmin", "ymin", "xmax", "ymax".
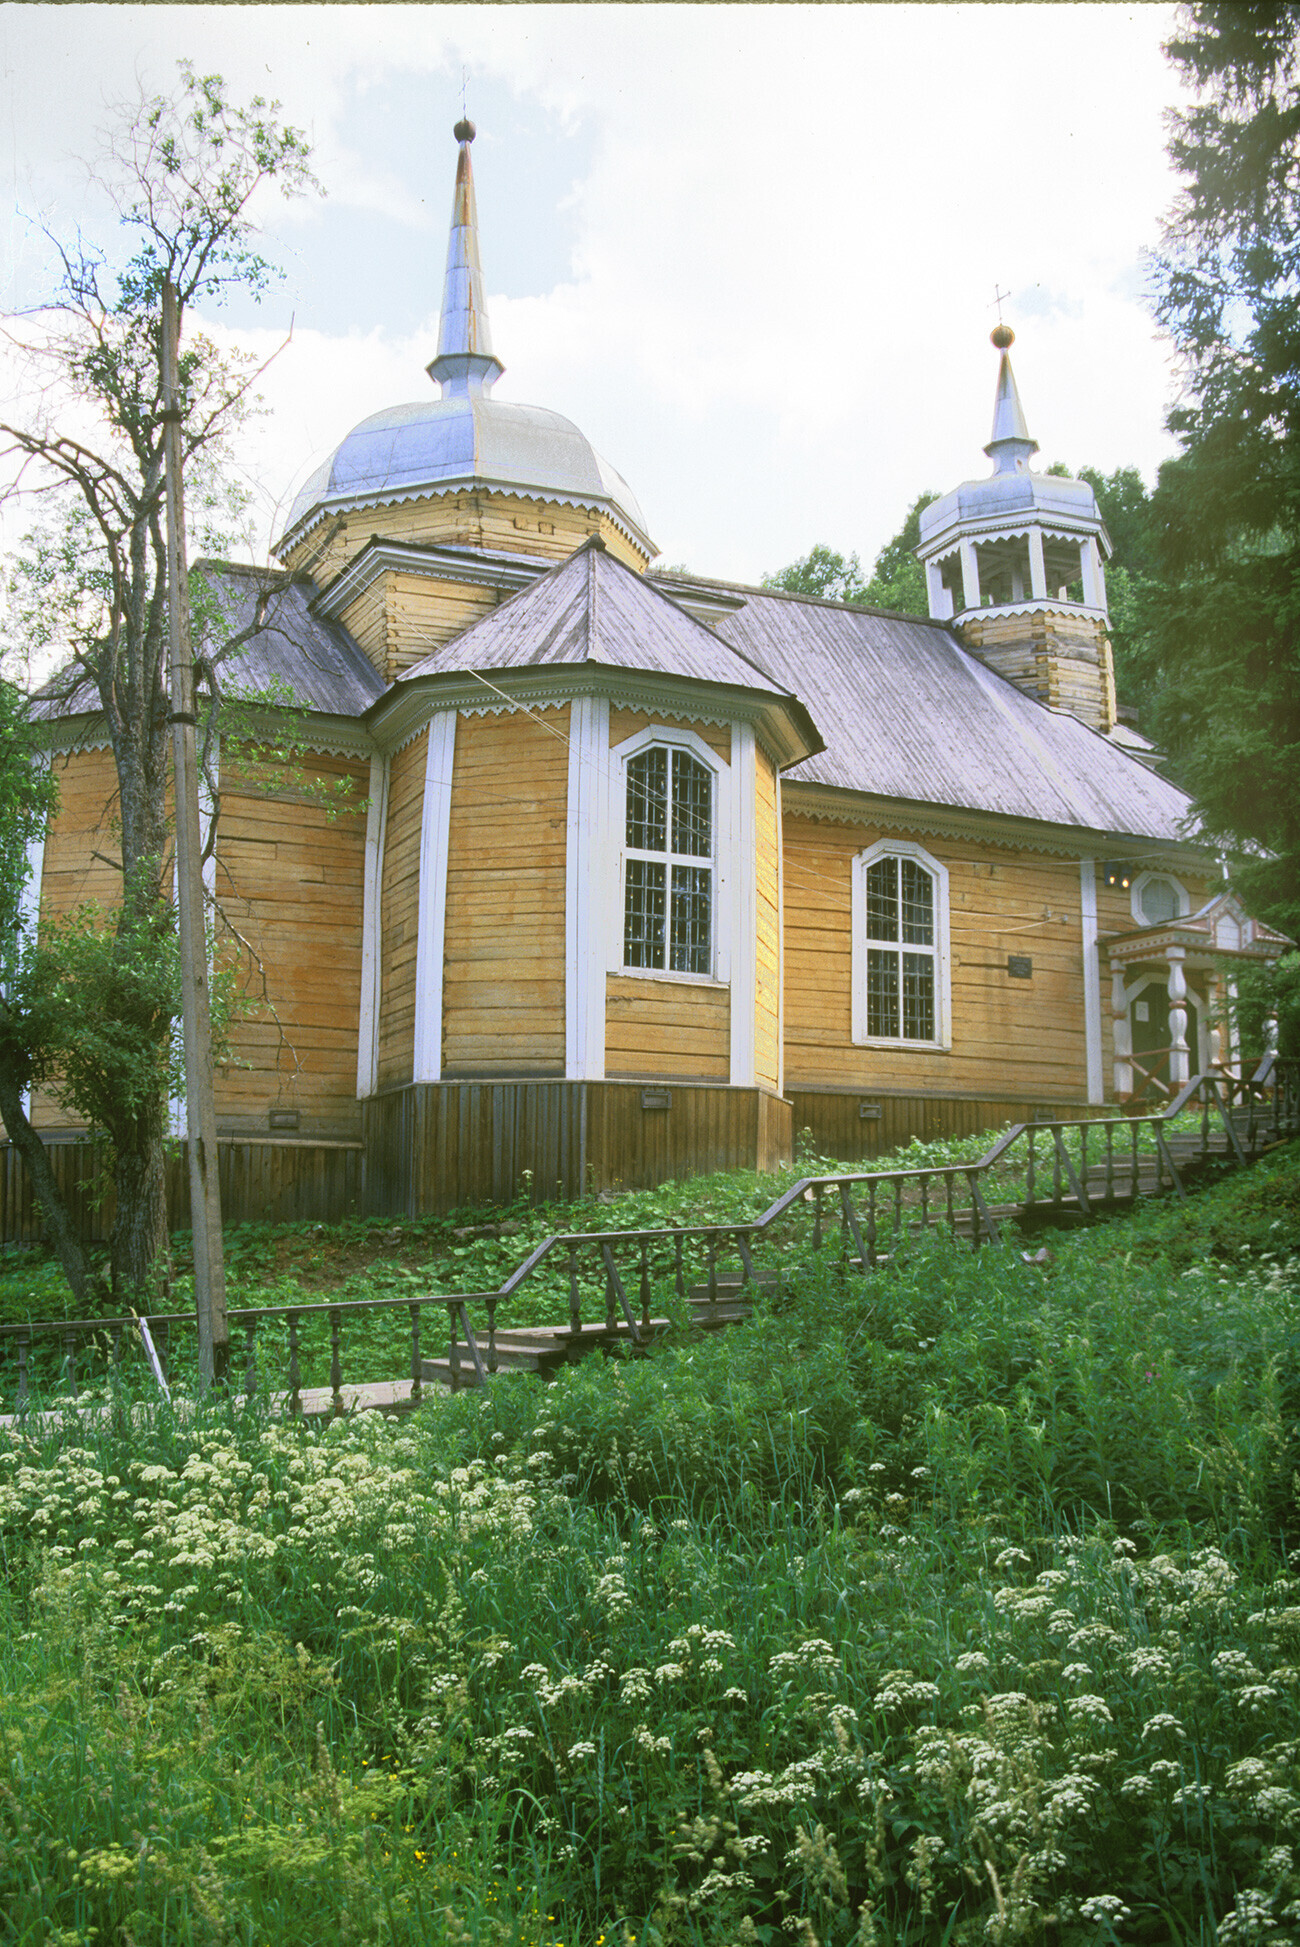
[
  {"xmin": 703, "ymin": 586, "xmax": 1197, "ymax": 845},
  {"xmin": 402, "ymin": 540, "xmax": 798, "ymax": 697},
  {"xmin": 194, "ymin": 563, "xmax": 385, "ymax": 716},
  {"xmin": 282, "ymin": 396, "xmax": 651, "ymax": 549},
  {"xmin": 277, "ymin": 122, "xmax": 654, "ymax": 558}
]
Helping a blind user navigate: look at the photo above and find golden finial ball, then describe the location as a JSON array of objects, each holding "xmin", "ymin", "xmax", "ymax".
[
  {"xmin": 991, "ymin": 323, "xmax": 1015, "ymax": 350},
  {"xmin": 454, "ymin": 118, "xmax": 476, "ymax": 143}
]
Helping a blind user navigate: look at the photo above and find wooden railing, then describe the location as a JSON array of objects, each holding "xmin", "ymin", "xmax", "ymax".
[{"xmin": 4, "ymin": 1059, "xmax": 1296, "ymax": 1414}]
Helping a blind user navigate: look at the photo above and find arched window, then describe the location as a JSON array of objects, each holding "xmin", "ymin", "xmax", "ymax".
[
  {"xmin": 852, "ymin": 840, "xmax": 951, "ymax": 1047},
  {"xmin": 623, "ymin": 745, "xmax": 714, "ymax": 974}
]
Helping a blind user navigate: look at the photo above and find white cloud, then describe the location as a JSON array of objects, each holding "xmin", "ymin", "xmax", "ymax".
[{"xmin": 2, "ymin": 3, "xmax": 1191, "ymax": 585}]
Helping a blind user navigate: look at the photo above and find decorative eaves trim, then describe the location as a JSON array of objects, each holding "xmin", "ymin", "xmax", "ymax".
[
  {"xmin": 276, "ymin": 477, "xmax": 655, "ymax": 564},
  {"xmin": 368, "ymin": 666, "xmax": 813, "ymax": 770},
  {"xmin": 781, "ymin": 781, "xmax": 1214, "ymax": 864},
  {"xmin": 920, "ymin": 513, "xmax": 1105, "ymax": 556},
  {"xmin": 35, "ymin": 711, "xmax": 376, "ymax": 764},
  {"xmin": 313, "ymin": 539, "xmax": 554, "ymax": 618},
  {"xmin": 957, "ymin": 599, "xmax": 1109, "ymax": 629}
]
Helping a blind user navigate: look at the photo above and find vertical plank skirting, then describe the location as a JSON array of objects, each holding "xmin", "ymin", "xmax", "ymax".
[
  {"xmin": 728, "ymin": 721, "xmax": 757, "ymax": 1086},
  {"xmin": 412, "ymin": 712, "xmax": 457, "ymax": 1084},
  {"xmin": 1079, "ymin": 857, "xmax": 1104, "ymax": 1105},
  {"xmin": 357, "ymin": 753, "xmax": 390, "ymax": 1098},
  {"xmin": 566, "ymin": 695, "xmax": 610, "ymax": 1078}
]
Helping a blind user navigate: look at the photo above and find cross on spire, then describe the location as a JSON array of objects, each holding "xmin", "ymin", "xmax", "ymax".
[{"xmin": 991, "ymin": 284, "xmax": 1011, "ymax": 326}]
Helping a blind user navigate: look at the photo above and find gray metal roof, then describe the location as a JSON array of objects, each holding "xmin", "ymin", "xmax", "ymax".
[
  {"xmin": 703, "ymin": 585, "xmax": 1197, "ymax": 845},
  {"xmin": 27, "ymin": 562, "xmax": 385, "ymax": 725},
  {"xmin": 195, "ymin": 563, "xmax": 385, "ymax": 715},
  {"xmin": 282, "ymin": 396, "xmax": 651, "ymax": 550},
  {"xmin": 918, "ymin": 339, "xmax": 1106, "ymax": 556},
  {"xmin": 400, "ymin": 540, "xmax": 801, "ymax": 698},
  {"xmin": 278, "ymin": 122, "xmax": 654, "ymax": 558}
]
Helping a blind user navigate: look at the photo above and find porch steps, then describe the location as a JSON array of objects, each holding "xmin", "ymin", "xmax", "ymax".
[{"xmin": 420, "ymin": 1278, "xmax": 774, "ymax": 1389}]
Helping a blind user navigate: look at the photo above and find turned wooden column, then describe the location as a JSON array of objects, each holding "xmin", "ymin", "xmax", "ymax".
[
  {"xmin": 1167, "ymin": 944, "xmax": 1190, "ymax": 1086},
  {"xmin": 1110, "ymin": 961, "xmax": 1132, "ymax": 1099}
]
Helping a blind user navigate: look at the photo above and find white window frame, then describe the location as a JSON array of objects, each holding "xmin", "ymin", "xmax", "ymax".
[
  {"xmin": 610, "ymin": 725, "xmax": 731, "ymax": 987},
  {"xmin": 851, "ymin": 839, "xmax": 952, "ymax": 1050},
  {"xmin": 1130, "ymin": 870, "xmax": 1189, "ymax": 929}
]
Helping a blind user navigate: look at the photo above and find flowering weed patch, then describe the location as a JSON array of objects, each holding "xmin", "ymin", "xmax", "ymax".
[{"xmin": 0, "ymin": 1145, "xmax": 1298, "ymax": 1944}]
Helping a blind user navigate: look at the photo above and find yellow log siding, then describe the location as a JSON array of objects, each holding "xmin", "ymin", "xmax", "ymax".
[
  {"xmin": 605, "ymin": 975, "xmax": 730, "ymax": 1081},
  {"xmin": 441, "ymin": 706, "xmax": 569, "ymax": 1077},
  {"xmin": 28, "ymin": 746, "xmax": 129, "ymax": 1130},
  {"xmin": 754, "ymin": 746, "xmax": 781, "ymax": 1090},
  {"xmin": 376, "ymin": 730, "xmax": 428, "ymax": 1090},
  {"xmin": 783, "ymin": 816, "xmax": 1100, "ymax": 1101},
  {"xmin": 283, "ymin": 491, "xmax": 648, "ymax": 589},
  {"xmin": 608, "ymin": 710, "xmax": 731, "ymax": 767},
  {"xmin": 214, "ymin": 754, "xmax": 369, "ymax": 1135}
]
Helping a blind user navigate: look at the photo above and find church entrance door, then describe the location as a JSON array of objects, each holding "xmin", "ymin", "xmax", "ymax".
[{"xmin": 1129, "ymin": 977, "xmax": 1201, "ymax": 1099}]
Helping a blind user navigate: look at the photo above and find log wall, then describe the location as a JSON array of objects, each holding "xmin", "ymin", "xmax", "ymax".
[
  {"xmin": 442, "ymin": 706, "xmax": 569, "ymax": 1077},
  {"xmin": 215, "ymin": 752, "xmax": 369, "ymax": 1137},
  {"xmin": 783, "ymin": 814, "xmax": 1094, "ymax": 1103},
  {"xmin": 285, "ymin": 491, "xmax": 648, "ymax": 588},
  {"xmin": 957, "ymin": 609, "xmax": 1116, "ymax": 733},
  {"xmin": 787, "ymin": 1088, "xmax": 1079, "ymax": 1167},
  {"xmin": 376, "ymin": 728, "xmax": 428, "ymax": 1091},
  {"xmin": 605, "ymin": 975, "xmax": 730, "ymax": 1080}
]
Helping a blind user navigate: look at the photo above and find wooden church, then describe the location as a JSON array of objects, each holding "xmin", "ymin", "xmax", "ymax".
[{"xmin": 22, "ymin": 123, "xmax": 1292, "ymax": 1214}]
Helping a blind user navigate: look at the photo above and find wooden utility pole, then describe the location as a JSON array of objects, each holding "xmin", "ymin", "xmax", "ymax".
[{"xmin": 161, "ymin": 276, "xmax": 228, "ymax": 1386}]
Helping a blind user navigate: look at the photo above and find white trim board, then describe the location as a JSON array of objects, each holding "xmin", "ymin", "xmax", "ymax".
[
  {"xmin": 1080, "ymin": 857, "xmax": 1104, "ymax": 1105},
  {"xmin": 566, "ymin": 695, "xmax": 611, "ymax": 1078},
  {"xmin": 412, "ymin": 713, "xmax": 457, "ymax": 1084}
]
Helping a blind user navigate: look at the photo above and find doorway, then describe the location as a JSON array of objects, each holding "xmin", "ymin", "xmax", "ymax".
[{"xmin": 1129, "ymin": 975, "xmax": 1202, "ymax": 1098}]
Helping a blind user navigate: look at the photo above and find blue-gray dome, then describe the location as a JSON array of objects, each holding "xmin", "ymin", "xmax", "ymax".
[
  {"xmin": 919, "ymin": 466, "xmax": 1101, "ymax": 553},
  {"xmin": 281, "ymin": 393, "xmax": 652, "ymax": 550}
]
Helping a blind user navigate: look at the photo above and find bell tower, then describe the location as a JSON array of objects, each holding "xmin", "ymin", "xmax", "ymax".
[{"xmin": 915, "ymin": 326, "xmax": 1117, "ymax": 734}]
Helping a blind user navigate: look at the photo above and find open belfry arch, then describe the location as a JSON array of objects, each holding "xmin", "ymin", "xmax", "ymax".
[{"xmin": 20, "ymin": 122, "xmax": 1291, "ymax": 1219}]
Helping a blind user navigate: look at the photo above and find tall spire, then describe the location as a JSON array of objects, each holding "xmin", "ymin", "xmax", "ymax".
[
  {"xmin": 427, "ymin": 118, "xmax": 505, "ymax": 399},
  {"xmin": 983, "ymin": 323, "xmax": 1038, "ymax": 476}
]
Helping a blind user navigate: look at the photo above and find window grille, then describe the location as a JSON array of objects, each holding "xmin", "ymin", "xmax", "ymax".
[
  {"xmin": 625, "ymin": 747, "xmax": 713, "ymax": 974},
  {"xmin": 864, "ymin": 853, "xmax": 937, "ymax": 1040}
]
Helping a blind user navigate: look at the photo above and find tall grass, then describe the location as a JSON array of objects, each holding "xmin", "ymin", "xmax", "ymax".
[{"xmin": 2, "ymin": 1146, "xmax": 1298, "ymax": 1945}]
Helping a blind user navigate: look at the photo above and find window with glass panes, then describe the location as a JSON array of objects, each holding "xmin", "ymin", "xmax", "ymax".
[
  {"xmin": 623, "ymin": 746, "xmax": 713, "ymax": 975},
  {"xmin": 864, "ymin": 853, "xmax": 937, "ymax": 1040}
]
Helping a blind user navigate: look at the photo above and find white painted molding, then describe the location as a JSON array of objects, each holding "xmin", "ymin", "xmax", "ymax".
[
  {"xmin": 168, "ymin": 743, "xmax": 220, "ymax": 1140},
  {"xmin": 566, "ymin": 695, "xmax": 611, "ymax": 1078},
  {"xmin": 850, "ymin": 838, "xmax": 952, "ymax": 1050},
  {"xmin": 356, "ymin": 752, "xmax": 390, "ymax": 1099},
  {"xmin": 728, "ymin": 721, "xmax": 757, "ymax": 1086},
  {"xmin": 412, "ymin": 714, "xmax": 457, "ymax": 1084},
  {"xmin": 15, "ymin": 753, "xmax": 49, "ymax": 1119},
  {"xmin": 1079, "ymin": 857, "xmax": 1104, "ymax": 1105},
  {"xmin": 1130, "ymin": 868, "xmax": 1190, "ymax": 927},
  {"xmin": 775, "ymin": 770, "xmax": 786, "ymax": 1098}
]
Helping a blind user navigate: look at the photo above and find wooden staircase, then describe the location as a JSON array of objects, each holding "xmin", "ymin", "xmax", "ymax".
[{"xmin": 420, "ymin": 1274, "xmax": 778, "ymax": 1389}]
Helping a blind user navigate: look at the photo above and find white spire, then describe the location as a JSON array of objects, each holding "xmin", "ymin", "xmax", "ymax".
[
  {"xmin": 984, "ymin": 324, "xmax": 1038, "ymax": 475},
  {"xmin": 426, "ymin": 119, "xmax": 505, "ymax": 399}
]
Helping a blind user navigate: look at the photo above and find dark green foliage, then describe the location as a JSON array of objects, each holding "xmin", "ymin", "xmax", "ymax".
[
  {"xmin": 1139, "ymin": 5, "xmax": 1300, "ymax": 941},
  {"xmin": 762, "ymin": 493, "xmax": 936, "ymax": 617}
]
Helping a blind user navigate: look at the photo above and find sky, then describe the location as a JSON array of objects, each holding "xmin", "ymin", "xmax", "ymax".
[{"xmin": 0, "ymin": 2, "xmax": 1192, "ymax": 585}]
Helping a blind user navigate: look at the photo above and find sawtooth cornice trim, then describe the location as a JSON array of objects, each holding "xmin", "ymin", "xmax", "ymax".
[
  {"xmin": 368, "ymin": 665, "xmax": 812, "ymax": 770},
  {"xmin": 781, "ymin": 781, "xmax": 1212, "ymax": 866},
  {"xmin": 313, "ymin": 538, "xmax": 555, "ymax": 618},
  {"xmin": 277, "ymin": 477, "xmax": 653, "ymax": 565}
]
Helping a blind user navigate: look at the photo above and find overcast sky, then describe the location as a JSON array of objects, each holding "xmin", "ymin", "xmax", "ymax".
[{"xmin": 1, "ymin": 2, "xmax": 1191, "ymax": 584}]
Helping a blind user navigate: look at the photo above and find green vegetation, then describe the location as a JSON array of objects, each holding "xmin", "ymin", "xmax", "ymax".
[{"xmin": 2, "ymin": 1143, "xmax": 1299, "ymax": 1944}]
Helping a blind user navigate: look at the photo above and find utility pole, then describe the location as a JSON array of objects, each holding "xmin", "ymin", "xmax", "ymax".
[{"xmin": 161, "ymin": 276, "xmax": 228, "ymax": 1387}]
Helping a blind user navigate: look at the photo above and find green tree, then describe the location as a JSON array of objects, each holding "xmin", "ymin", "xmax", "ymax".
[
  {"xmin": 762, "ymin": 492, "xmax": 936, "ymax": 616},
  {"xmin": 1143, "ymin": 3, "xmax": 1300, "ymax": 941},
  {"xmin": 0, "ymin": 66, "xmax": 315, "ymax": 1297}
]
